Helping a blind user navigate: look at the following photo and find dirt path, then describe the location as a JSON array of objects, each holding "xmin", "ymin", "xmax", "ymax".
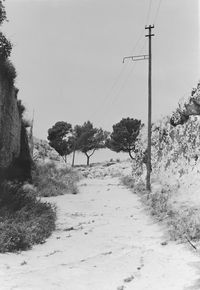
[{"xmin": 0, "ymin": 177, "xmax": 199, "ymax": 290}]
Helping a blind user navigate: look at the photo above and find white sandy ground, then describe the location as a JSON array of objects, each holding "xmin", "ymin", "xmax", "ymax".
[{"xmin": 0, "ymin": 177, "xmax": 200, "ymax": 290}]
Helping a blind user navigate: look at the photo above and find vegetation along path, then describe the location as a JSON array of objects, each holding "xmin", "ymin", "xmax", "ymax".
[{"xmin": 0, "ymin": 176, "xmax": 199, "ymax": 290}]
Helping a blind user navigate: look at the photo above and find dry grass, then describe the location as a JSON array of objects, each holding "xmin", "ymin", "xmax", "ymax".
[
  {"xmin": 32, "ymin": 162, "xmax": 80, "ymax": 197},
  {"xmin": 121, "ymin": 175, "xmax": 200, "ymax": 243},
  {"xmin": 167, "ymin": 207, "xmax": 200, "ymax": 242}
]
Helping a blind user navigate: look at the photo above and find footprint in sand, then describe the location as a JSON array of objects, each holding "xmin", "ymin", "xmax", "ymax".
[
  {"xmin": 123, "ymin": 275, "xmax": 134, "ymax": 283},
  {"xmin": 117, "ymin": 286, "xmax": 125, "ymax": 290},
  {"xmin": 137, "ymin": 256, "xmax": 144, "ymax": 270}
]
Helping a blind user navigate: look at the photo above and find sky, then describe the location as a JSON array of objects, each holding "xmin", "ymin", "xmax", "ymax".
[{"xmin": 2, "ymin": 0, "xmax": 200, "ymax": 139}]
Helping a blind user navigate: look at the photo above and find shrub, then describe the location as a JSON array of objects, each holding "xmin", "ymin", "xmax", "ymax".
[
  {"xmin": 0, "ymin": 59, "xmax": 16, "ymax": 85},
  {"xmin": 147, "ymin": 189, "xmax": 170, "ymax": 221},
  {"xmin": 32, "ymin": 162, "xmax": 80, "ymax": 196},
  {"xmin": 121, "ymin": 175, "xmax": 135, "ymax": 188},
  {"xmin": 145, "ymin": 190, "xmax": 200, "ymax": 242},
  {"xmin": 168, "ymin": 207, "xmax": 200, "ymax": 242},
  {"xmin": 0, "ymin": 182, "xmax": 56, "ymax": 253},
  {"xmin": 0, "ymin": 33, "xmax": 12, "ymax": 60}
]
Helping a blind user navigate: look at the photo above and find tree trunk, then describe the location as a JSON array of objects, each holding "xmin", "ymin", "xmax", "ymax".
[
  {"xmin": 86, "ymin": 154, "xmax": 90, "ymax": 166},
  {"xmin": 72, "ymin": 150, "xmax": 76, "ymax": 167},
  {"xmin": 62, "ymin": 155, "xmax": 67, "ymax": 163},
  {"xmin": 128, "ymin": 150, "xmax": 134, "ymax": 160}
]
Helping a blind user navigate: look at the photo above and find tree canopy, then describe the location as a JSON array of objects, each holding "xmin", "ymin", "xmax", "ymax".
[
  {"xmin": 0, "ymin": 1, "xmax": 6, "ymax": 25},
  {"xmin": 107, "ymin": 117, "xmax": 142, "ymax": 159},
  {"xmin": 0, "ymin": 1, "xmax": 12, "ymax": 60},
  {"xmin": 74, "ymin": 121, "xmax": 107, "ymax": 165},
  {"xmin": 47, "ymin": 121, "xmax": 73, "ymax": 162}
]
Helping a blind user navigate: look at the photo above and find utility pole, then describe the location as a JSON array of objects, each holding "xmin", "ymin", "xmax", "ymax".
[
  {"xmin": 123, "ymin": 25, "xmax": 154, "ymax": 192},
  {"xmin": 145, "ymin": 25, "xmax": 154, "ymax": 191}
]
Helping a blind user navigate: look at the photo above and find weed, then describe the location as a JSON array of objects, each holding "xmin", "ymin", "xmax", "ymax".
[{"xmin": 121, "ymin": 175, "xmax": 135, "ymax": 188}]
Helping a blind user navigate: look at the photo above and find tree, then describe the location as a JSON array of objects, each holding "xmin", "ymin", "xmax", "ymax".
[
  {"xmin": 47, "ymin": 121, "xmax": 73, "ymax": 163},
  {"xmin": 0, "ymin": 1, "xmax": 15, "ymax": 85},
  {"xmin": 74, "ymin": 121, "xmax": 107, "ymax": 166},
  {"xmin": 0, "ymin": 1, "xmax": 6, "ymax": 25},
  {"xmin": 107, "ymin": 118, "xmax": 142, "ymax": 159},
  {"xmin": 0, "ymin": 1, "xmax": 12, "ymax": 60}
]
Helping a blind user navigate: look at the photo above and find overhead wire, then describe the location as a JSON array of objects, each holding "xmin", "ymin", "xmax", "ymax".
[
  {"xmin": 101, "ymin": 39, "xmax": 148, "ymax": 123},
  {"xmin": 129, "ymin": 0, "xmax": 153, "ymax": 55},
  {"xmin": 88, "ymin": 63, "xmax": 129, "ymax": 120},
  {"xmin": 89, "ymin": 0, "xmax": 156, "ymax": 124},
  {"xmin": 110, "ymin": 39, "xmax": 147, "ymax": 107},
  {"xmin": 153, "ymin": 0, "xmax": 162, "ymax": 24},
  {"xmin": 145, "ymin": 0, "xmax": 153, "ymax": 25}
]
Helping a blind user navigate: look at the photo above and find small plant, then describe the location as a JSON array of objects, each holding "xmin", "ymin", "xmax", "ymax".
[{"xmin": 121, "ymin": 175, "xmax": 135, "ymax": 188}]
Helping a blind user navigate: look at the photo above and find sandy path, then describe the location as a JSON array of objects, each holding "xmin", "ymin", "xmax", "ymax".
[{"xmin": 0, "ymin": 177, "xmax": 199, "ymax": 290}]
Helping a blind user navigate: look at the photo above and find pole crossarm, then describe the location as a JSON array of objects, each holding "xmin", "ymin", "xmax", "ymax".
[
  {"xmin": 123, "ymin": 54, "xmax": 149, "ymax": 63},
  {"xmin": 145, "ymin": 24, "xmax": 154, "ymax": 29},
  {"xmin": 145, "ymin": 24, "xmax": 155, "ymax": 38}
]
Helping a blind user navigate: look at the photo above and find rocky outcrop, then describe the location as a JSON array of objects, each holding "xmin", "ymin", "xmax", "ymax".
[
  {"xmin": 0, "ymin": 69, "xmax": 32, "ymax": 182},
  {"xmin": 170, "ymin": 82, "xmax": 200, "ymax": 126},
  {"xmin": 0, "ymin": 73, "xmax": 21, "ymax": 176}
]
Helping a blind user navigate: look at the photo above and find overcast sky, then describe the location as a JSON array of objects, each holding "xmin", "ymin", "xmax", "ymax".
[{"xmin": 3, "ymin": 0, "xmax": 200, "ymax": 139}]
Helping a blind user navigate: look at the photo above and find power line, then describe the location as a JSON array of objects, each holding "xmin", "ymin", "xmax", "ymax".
[
  {"xmin": 109, "ymin": 64, "xmax": 138, "ymax": 107},
  {"xmin": 129, "ymin": 28, "xmax": 145, "ymax": 55},
  {"xmin": 89, "ymin": 39, "xmax": 147, "ymax": 121},
  {"xmin": 89, "ymin": 0, "xmax": 156, "ymax": 124},
  {"xmin": 153, "ymin": 0, "xmax": 162, "ymax": 24},
  {"xmin": 88, "ymin": 63, "xmax": 129, "ymax": 120},
  {"xmin": 99, "ymin": 30, "xmax": 148, "ymax": 115},
  {"xmin": 91, "ymin": 64, "xmax": 134, "ymax": 123},
  {"xmin": 111, "ymin": 40, "xmax": 147, "ymax": 105},
  {"xmin": 146, "ymin": 0, "xmax": 153, "ymax": 25},
  {"xmin": 101, "ymin": 39, "xmax": 147, "ymax": 121},
  {"xmin": 129, "ymin": 0, "xmax": 153, "ymax": 55}
]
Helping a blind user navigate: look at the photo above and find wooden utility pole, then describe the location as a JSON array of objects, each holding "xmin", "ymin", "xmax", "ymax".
[
  {"xmin": 145, "ymin": 25, "xmax": 154, "ymax": 191},
  {"xmin": 123, "ymin": 25, "xmax": 154, "ymax": 192}
]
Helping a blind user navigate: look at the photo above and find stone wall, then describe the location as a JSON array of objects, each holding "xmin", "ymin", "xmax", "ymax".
[{"xmin": 0, "ymin": 73, "xmax": 21, "ymax": 180}]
